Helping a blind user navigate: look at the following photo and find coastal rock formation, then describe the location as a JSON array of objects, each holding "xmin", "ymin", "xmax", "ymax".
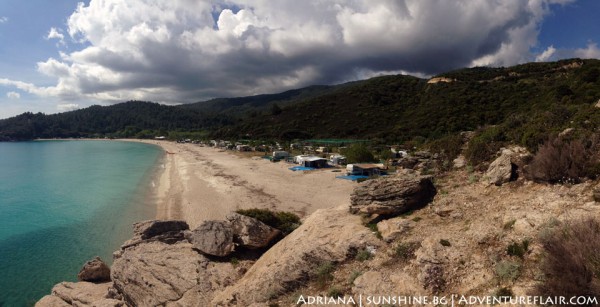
[
  {"xmin": 212, "ymin": 206, "xmax": 381, "ymax": 306},
  {"xmin": 36, "ymin": 282, "xmax": 113, "ymax": 306},
  {"xmin": 226, "ymin": 213, "xmax": 281, "ymax": 249},
  {"xmin": 188, "ymin": 220, "xmax": 235, "ymax": 256},
  {"xmin": 111, "ymin": 240, "xmax": 237, "ymax": 306},
  {"xmin": 77, "ymin": 257, "xmax": 111, "ymax": 283},
  {"xmin": 349, "ymin": 170, "xmax": 437, "ymax": 216},
  {"xmin": 122, "ymin": 219, "xmax": 189, "ymax": 248},
  {"xmin": 484, "ymin": 146, "xmax": 531, "ymax": 186}
]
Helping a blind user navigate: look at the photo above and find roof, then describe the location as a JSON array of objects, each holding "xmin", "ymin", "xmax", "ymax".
[{"xmin": 352, "ymin": 163, "xmax": 385, "ymax": 169}]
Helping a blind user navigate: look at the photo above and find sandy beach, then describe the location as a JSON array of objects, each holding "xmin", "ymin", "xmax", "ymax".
[{"xmin": 137, "ymin": 140, "xmax": 355, "ymax": 228}]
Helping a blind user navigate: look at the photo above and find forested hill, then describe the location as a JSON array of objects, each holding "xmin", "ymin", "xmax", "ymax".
[{"xmin": 1, "ymin": 58, "xmax": 600, "ymax": 146}]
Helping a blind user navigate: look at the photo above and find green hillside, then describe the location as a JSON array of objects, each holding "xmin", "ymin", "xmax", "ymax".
[{"xmin": 2, "ymin": 58, "xmax": 600, "ymax": 155}]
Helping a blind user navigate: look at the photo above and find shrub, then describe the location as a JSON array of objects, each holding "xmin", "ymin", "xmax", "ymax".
[
  {"xmin": 535, "ymin": 219, "xmax": 600, "ymax": 301},
  {"xmin": 394, "ymin": 242, "xmax": 420, "ymax": 261},
  {"xmin": 525, "ymin": 136, "xmax": 595, "ymax": 183},
  {"xmin": 315, "ymin": 261, "xmax": 335, "ymax": 288},
  {"xmin": 465, "ymin": 126, "xmax": 505, "ymax": 167},
  {"xmin": 236, "ymin": 208, "xmax": 301, "ymax": 235},
  {"xmin": 355, "ymin": 248, "xmax": 372, "ymax": 262},
  {"xmin": 439, "ymin": 239, "xmax": 451, "ymax": 247},
  {"xmin": 348, "ymin": 270, "xmax": 362, "ymax": 284},
  {"xmin": 428, "ymin": 134, "xmax": 464, "ymax": 170},
  {"xmin": 341, "ymin": 143, "xmax": 376, "ymax": 164},
  {"xmin": 423, "ymin": 265, "xmax": 446, "ymax": 294},
  {"xmin": 496, "ymin": 287, "xmax": 514, "ymax": 303},
  {"xmin": 327, "ymin": 286, "xmax": 343, "ymax": 298},
  {"xmin": 495, "ymin": 260, "xmax": 521, "ymax": 282},
  {"xmin": 507, "ymin": 240, "xmax": 529, "ymax": 259}
]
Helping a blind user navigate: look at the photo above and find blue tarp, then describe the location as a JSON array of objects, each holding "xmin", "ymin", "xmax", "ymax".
[
  {"xmin": 289, "ymin": 166, "xmax": 316, "ymax": 171},
  {"xmin": 336, "ymin": 175, "xmax": 369, "ymax": 181}
]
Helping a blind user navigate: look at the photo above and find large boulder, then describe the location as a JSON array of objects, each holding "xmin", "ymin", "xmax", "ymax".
[
  {"xmin": 122, "ymin": 220, "xmax": 189, "ymax": 248},
  {"xmin": 226, "ymin": 213, "xmax": 281, "ymax": 249},
  {"xmin": 212, "ymin": 206, "xmax": 381, "ymax": 306},
  {"xmin": 77, "ymin": 257, "xmax": 111, "ymax": 283},
  {"xmin": 349, "ymin": 170, "xmax": 437, "ymax": 216},
  {"xmin": 111, "ymin": 240, "xmax": 237, "ymax": 306},
  {"xmin": 44, "ymin": 282, "xmax": 113, "ymax": 306},
  {"xmin": 187, "ymin": 220, "xmax": 235, "ymax": 257},
  {"xmin": 484, "ymin": 146, "xmax": 531, "ymax": 186}
]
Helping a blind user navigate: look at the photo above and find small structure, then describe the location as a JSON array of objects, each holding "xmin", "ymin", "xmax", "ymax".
[
  {"xmin": 295, "ymin": 155, "xmax": 328, "ymax": 168},
  {"xmin": 154, "ymin": 136, "xmax": 166, "ymax": 140},
  {"xmin": 346, "ymin": 163, "xmax": 386, "ymax": 176},
  {"xmin": 273, "ymin": 151, "xmax": 290, "ymax": 160},
  {"xmin": 330, "ymin": 154, "xmax": 347, "ymax": 165}
]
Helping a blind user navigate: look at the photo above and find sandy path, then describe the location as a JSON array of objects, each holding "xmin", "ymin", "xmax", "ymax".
[{"xmin": 138, "ymin": 140, "xmax": 355, "ymax": 229}]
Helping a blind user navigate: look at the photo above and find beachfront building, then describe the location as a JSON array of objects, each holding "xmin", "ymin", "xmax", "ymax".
[
  {"xmin": 294, "ymin": 155, "xmax": 328, "ymax": 168},
  {"xmin": 273, "ymin": 151, "xmax": 290, "ymax": 159},
  {"xmin": 329, "ymin": 154, "xmax": 347, "ymax": 165},
  {"xmin": 346, "ymin": 163, "xmax": 386, "ymax": 176},
  {"xmin": 236, "ymin": 144, "xmax": 252, "ymax": 152}
]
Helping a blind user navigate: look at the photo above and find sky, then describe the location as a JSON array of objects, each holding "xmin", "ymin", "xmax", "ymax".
[{"xmin": 1, "ymin": 0, "xmax": 599, "ymax": 119}]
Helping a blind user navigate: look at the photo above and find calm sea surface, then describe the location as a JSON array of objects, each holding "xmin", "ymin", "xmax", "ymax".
[{"xmin": 0, "ymin": 140, "xmax": 162, "ymax": 306}]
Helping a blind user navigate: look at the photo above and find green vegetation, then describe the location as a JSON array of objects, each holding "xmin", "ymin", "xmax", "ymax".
[
  {"xmin": 495, "ymin": 260, "xmax": 522, "ymax": 282},
  {"xmin": 394, "ymin": 242, "xmax": 420, "ymax": 261},
  {"xmin": 507, "ymin": 240, "xmax": 530, "ymax": 259},
  {"xmin": 235, "ymin": 208, "xmax": 301, "ymax": 235},
  {"xmin": 315, "ymin": 261, "xmax": 336, "ymax": 288},
  {"xmin": 341, "ymin": 143, "xmax": 376, "ymax": 164},
  {"xmin": 355, "ymin": 248, "xmax": 372, "ymax": 262},
  {"xmin": 3, "ymin": 58, "xmax": 600, "ymax": 170}
]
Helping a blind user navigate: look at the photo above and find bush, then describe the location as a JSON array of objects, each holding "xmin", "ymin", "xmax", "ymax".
[
  {"xmin": 507, "ymin": 240, "xmax": 529, "ymax": 259},
  {"xmin": 236, "ymin": 208, "xmax": 301, "ymax": 235},
  {"xmin": 341, "ymin": 143, "xmax": 376, "ymax": 164},
  {"xmin": 495, "ymin": 260, "xmax": 521, "ymax": 282},
  {"xmin": 526, "ymin": 136, "xmax": 596, "ymax": 183},
  {"xmin": 535, "ymin": 219, "xmax": 600, "ymax": 301},
  {"xmin": 394, "ymin": 242, "xmax": 420, "ymax": 261},
  {"xmin": 428, "ymin": 134, "xmax": 464, "ymax": 170},
  {"xmin": 315, "ymin": 261, "xmax": 335, "ymax": 288},
  {"xmin": 465, "ymin": 126, "xmax": 505, "ymax": 167}
]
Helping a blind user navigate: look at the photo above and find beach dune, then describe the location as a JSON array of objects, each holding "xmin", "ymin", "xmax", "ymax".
[{"xmin": 145, "ymin": 141, "xmax": 355, "ymax": 229}]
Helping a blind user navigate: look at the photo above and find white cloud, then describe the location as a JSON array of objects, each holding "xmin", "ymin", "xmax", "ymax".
[
  {"xmin": 57, "ymin": 103, "xmax": 80, "ymax": 112},
  {"xmin": 47, "ymin": 27, "xmax": 65, "ymax": 45},
  {"xmin": 6, "ymin": 91, "xmax": 20, "ymax": 99},
  {"xmin": 536, "ymin": 45, "xmax": 557, "ymax": 62},
  {"xmin": 0, "ymin": 0, "xmax": 592, "ymax": 107},
  {"xmin": 574, "ymin": 42, "xmax": 600, "ymax": 59},
  {"xmin": 0, "ymin": 16, "xmax": 8, "ymax": 24}
]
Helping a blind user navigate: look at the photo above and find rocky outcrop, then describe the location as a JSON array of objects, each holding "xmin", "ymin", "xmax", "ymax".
[
  {"xmin": 227, "ymin": 213, "xmax": 281, "ymax": 249},
  {"xmin": 187, "ymin": 220, "xmax": 235, "ymax": 256},
  {"xmin": 77, "ymin": 257, "xmax": 111, "ymax": 283},
  {"xmin": 122, "ymin": 219, "xmax": 189, "ymax": 248},
  {"xmin": 36, "ymin": 282, "xmax": 113, "ymax": 307},
  {"xmin": 212, "ymin": 206, "xmax": 381, "ymax": 306},
  {"xmin": 349, "ymin": 170, "xmax": 436, "ymax": 216},
  {"xmin": 377, "ymin": 217, "xmax": 416, "ymax": 242},
  {"xmin": 484, "ymin": 146, "xmax": 531, "ymax": 186},
  {"xmin": 111, "ymin": 240, "xmax": 238, "ymax": 306}
]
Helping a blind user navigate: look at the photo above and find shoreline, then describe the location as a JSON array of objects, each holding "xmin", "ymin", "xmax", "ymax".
[{"xmin": 131, "ymin": 139, "xmax": 356, "ymax": 228}]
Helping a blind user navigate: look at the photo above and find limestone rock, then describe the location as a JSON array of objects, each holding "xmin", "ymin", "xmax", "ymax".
[
  {"xmin": 112, "ymin": 241, "xmax": 205, "ymax": 306},
  {"xmin": 77, "ymin": 257, "xmax": 111, "ymax": 283},
  {"xmin": 227, "ymin": 213, "xmax": 281, "ymax": 249},
  {"xmin": 188, "ymin": 220, "xmax": 235, "ymax": 256},
  {"xmin": 377, "ymin": 218, "xmax": 416, "ymax": 242},
  {"xmin": 35, "ymin": 295, "xmax": 71, "ymax": 307},
  {"xmin": 91, "ymin": 299, "xmax": 125, "ymax": 307},
  {"xmin": 453, "ymin": 155, "xmax": 466, "ymax": 169},
  {"xmin": 212, "ymin": 206, "xmax": 381, "ymax": 306},
  {"xmin": 122, "ymin": 220, "xmax": 189, "ymax": 248},
  {"xmin": 484, "ymin": 146, "xmax": 531, "ymax": 186},
  {"xmin": 349, "ymin": 170, "xmax": 437, "ymax": 216},
  {"xmin": 111, "ymin": 240, "xmax": 239, "ymax": 307},
  {"xmin": 51, "ymin": 282, "xmax": 112, "ymax": 306}
]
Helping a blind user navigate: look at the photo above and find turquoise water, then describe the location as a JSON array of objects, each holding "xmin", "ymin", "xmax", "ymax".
[{"xmin": 0, "ymin": 140, "xmax": 163, "ymax": 306}]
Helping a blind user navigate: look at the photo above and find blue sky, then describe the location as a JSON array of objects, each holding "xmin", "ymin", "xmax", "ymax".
[{"xmin": 0, "ymin": 0, "xmax": 599, "ymax": 119}]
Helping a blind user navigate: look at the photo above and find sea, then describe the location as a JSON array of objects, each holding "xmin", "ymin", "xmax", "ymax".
[{"xmin": 0, "ymin": 140, "xmax": 163, "ymax": 306}]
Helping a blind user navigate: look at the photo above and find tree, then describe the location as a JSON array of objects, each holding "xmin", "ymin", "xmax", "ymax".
[
  {"xmin": 342, "ymin": 143, "xmax": 376, "ymax": 164},
  {"xmin": 270, "ymin": 103, "xmax": 282, "ymax": 115}
]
